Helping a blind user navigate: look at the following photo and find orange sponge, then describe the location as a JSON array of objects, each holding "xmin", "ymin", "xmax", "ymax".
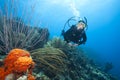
[
  {"xmin": 14, "ymin": 56, "xmax": 35, "ymax": 73},
  {"xmin": 0, "ymin": 67, "xmax": 5, "ymax": 80},
  {"xmin": 0, "ymin": 48, "xmax": 35, "ymax": 80},
  {"xmin": 28, "ymin": 74, "xmax": 36, "ymax": 80},
  {"xmin": 4, "ymin": 49, "xmax": 30, "ymax": 68}
]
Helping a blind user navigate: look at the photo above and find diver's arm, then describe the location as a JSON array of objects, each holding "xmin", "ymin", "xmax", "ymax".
[
  {"xmin": 68, "ymin": 25, "xmax": 76, "ymax": 32},
  {"xmin": 78, "ymin": 32, "xmax": 87, "ymax": 45}
]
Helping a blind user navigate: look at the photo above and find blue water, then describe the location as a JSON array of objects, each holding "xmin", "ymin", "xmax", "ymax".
[{"xmin": 0, "ymin": 0, "xmax": 120, "ymax": 79}]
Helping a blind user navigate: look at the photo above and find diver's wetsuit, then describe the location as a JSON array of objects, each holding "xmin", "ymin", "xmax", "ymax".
[{"xmin": 63, "ymin": 25, "xmax": 87, "ymax": 45}]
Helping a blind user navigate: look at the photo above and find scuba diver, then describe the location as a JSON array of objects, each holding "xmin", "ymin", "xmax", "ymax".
[{"xmin": 61, "ymin": 17, "xmax": 88, "ymax": 46}]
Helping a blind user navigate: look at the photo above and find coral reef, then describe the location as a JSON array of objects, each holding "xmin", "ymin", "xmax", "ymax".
[
  {"xmin": 44, "ymin": 37, "xmax": 76, "ymax": 54},
  {"xmin": 31, "ymin": 47, "xmax": 68, "ymax": 78},
  {"xmin": 0, "ymin": 1, "xmax": 117, "ymax": 79},
  {"xmin": 0, "ymin": 48, "xmax": 35, "ymax": 80},
  {"xmin": 31, "ymin": 38, "xmax": 117, "ymax": 80},
  {"xmin": 0, "ymin": 17, "xmax": 49, "ymax": 54},
  {"xmin": 0, "ymin": 38, "xmax": 117, "ymax": 80}
]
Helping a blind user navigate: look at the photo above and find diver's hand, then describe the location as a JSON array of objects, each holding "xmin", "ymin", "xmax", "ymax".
[
  {"xmin": 68, "ymin": 43, "xmax": 78, "ymax": 47},
  {"xmin": 73, "ymin": 44, "xmax": 78, "ymax": 47}
]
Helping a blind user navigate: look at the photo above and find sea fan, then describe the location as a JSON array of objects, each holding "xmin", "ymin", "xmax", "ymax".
[
  {"xmin": 0, "ymin": 0, "xmax": 49, "ymax": 54},
  {"xmin": 0, "ymin": 17, "xmax": 49, "ymax": 54}
]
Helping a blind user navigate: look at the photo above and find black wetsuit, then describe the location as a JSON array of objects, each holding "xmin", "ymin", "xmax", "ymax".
[{"xmin": 63, "ymin": 25, "xmax": 87, "ymax": 45}]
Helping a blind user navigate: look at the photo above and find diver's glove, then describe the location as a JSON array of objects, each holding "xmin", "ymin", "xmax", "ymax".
[{"xmin": 61, "ymin": 30, "xmax": 65, "ymax": 35}]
